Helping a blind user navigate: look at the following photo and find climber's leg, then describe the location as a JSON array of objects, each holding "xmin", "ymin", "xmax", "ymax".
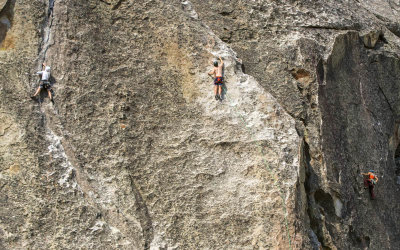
[
  {"xmin": 369, "ymin": 183, "xmax": 375, "ymax": 200},
  {"xmin": 33, "ymin": 86, "xmax": 41, "ymax": 97},
  {"xmin": 214, "ymin": 85, "xmax": 219, "ymax": 100}
]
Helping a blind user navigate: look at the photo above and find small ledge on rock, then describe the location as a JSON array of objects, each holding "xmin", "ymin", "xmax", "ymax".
[
  {"xmin": 359, "ymin": 29, "xmax": 382, "ymax": 49},
  {"xmin": 290, "ymin": 68, "xmax": 313, "ymax": 87}
]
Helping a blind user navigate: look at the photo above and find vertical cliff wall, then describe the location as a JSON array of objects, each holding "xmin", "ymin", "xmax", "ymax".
[
  {"xmin": 189, "ymin": 0, "xmax": 400, "ymax": 249},
  {"xmin": 1, "ymin": 0, "xmax": 399, "ymax": 249}
]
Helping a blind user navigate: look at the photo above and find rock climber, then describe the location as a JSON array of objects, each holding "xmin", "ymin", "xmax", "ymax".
[
  {"xmin": 31, "ymin": 63, "xmax": 53, "ymax": 103},
  {"xmin": 208, "ymin": 56, "xmax": 224, "ymax": 100},
  {"xmin": 361, "ymin": 170, "xmax": 378, "ymax": 200}
]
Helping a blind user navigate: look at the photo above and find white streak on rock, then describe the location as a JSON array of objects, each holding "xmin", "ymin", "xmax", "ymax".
[
  {"xmin": 333, "ymin": 195, "xmax": 343, "ymax": 218},
  {"xmin": 46, "ymin": 128, "xmax": 80, "ymax": 190},
  {"xmin": 181, "ymin": 1, "xmax": 198, "ymax": 19},
  {"xmin": 89, "ymin": 220, "xmax": 106, "ymax": 234}
]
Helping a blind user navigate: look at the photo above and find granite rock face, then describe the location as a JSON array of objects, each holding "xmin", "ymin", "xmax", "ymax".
[{"xmin": 0, "ymin": 0, "xmax": 400, "ymax": 249}]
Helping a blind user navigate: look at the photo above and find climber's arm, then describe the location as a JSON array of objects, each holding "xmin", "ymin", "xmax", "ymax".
[
  {"xmin": 37, "ymin": 63, "xmax": 46, "ymax": 75},
  {"xmin": 208, "ymin": 68, "xmax": 215, "ymax": 76}
]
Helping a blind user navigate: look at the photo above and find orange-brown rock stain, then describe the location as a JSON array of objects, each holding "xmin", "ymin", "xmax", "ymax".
[{"xmin": 164, "ymin": 42, "xmax": 199, "ymax": 102}]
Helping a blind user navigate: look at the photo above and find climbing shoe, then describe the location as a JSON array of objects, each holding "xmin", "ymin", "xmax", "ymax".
[
  {"xmin": 51, "ymin": 98, "xmax": 54, "ymax": 104},
  {"xmin": 215, "ymin": 95, "xmax": 219, "ymax": 100}
]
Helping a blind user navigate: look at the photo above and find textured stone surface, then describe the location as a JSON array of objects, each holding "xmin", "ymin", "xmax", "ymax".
[
  {"xmin": 1, "ymin": 0, "xmax": 400, "ymax": 249},
  {"xmin": 188, "ymin": 0, "xmax": 400, "ymax": 249}
]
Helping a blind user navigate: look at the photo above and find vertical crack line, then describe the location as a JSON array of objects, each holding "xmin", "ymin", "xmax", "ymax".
[
  {"xmin": 377, "ymin": 83, "xmax": 394, "ymax": 114},
  {"xmin": 129, "ymin": 174, "xmax": 154, "ymax": 250},
  {"xmin": 112, "ymin": 0, "xmax": 125, "ymax": 10},
  {"xmin": 34, "ymin": 0, "xmax": 56, "ymax": 108},
  {"xmin": 37, "ymin": 0, "xmax": 56, "ymax": 69},
  {"xmin": 359, "ymin": 79, "xmax": 379, "ymax": 123}
]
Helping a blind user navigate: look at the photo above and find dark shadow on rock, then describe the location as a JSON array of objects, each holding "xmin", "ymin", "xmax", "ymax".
[
  {"xmin": 49, "ymin": 75, "xmax": 56, "ymax": 97},
  {"xmin": 220, "ymin": 59, "xmax": 226, "ymax": 100},
  {"xmin": 221, "ymin": 82, "xmax": 228, "ymax": 100},
  {"xmin": 374, "ymin": 33, "xmax": 388, "ymax": 50},
  {"xmin": 0, "ymin": 0, "xmax": 16, "ymax": 47}
]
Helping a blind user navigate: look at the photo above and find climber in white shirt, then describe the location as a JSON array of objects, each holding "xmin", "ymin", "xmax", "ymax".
[{"xmin": 31, "ymin": 63, "xmax": 53, "ymax": 103}]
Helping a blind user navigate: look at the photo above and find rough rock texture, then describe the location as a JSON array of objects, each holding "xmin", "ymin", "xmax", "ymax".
[{"xmin": 1, "ymin": 0, "xmax": 400, "ymax": 249}]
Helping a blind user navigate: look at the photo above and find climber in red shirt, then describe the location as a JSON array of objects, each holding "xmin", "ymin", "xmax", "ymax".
[{"xmin": 361, "ymin": 170, "xmax": 378, "ymax": 199}]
